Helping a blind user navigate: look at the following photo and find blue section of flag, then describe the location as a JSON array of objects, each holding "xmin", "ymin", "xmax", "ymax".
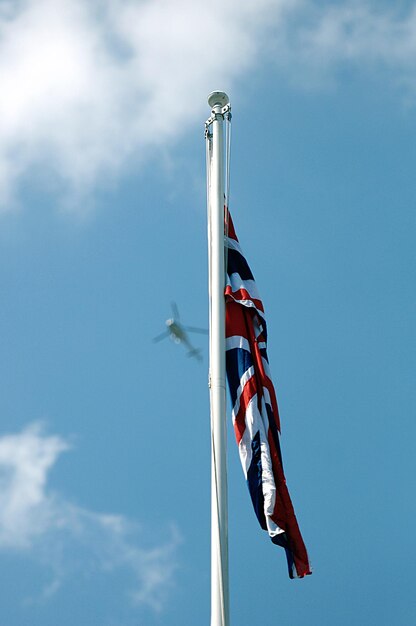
[
  {"xmin": 225, "ymin": 347, "xmax": 253, "ymax": 407},
  {"xmin": 227, "ymin": 248, "xmax": 254, "ymax": 281},
  {"xmin": 247, "ymin": 430, "xmax": 267, "ymax": 530},
  {"xmin": 271, "ymin": 532, "xmax": 296, "ymax": 579}
]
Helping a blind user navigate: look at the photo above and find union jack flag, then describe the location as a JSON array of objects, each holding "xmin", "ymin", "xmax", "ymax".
[{"xmin": 225, "ymin": 211, "xmax": 311, "ymax": 579}]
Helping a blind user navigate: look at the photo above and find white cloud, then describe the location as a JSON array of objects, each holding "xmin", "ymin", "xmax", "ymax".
[
  {"xmin": 0, "ymin": 423, "xmax": 180, "ymax": 612},
  {"xmin": 0, "ymin": 422, "xmax": 68, "ymax": 548},
  {"xmin": 0, "ymin": 0, "xmax": 292, "ymax": 211},
  {"xmin": 0, "ymin": 0, "xmax": 416, "ymax": 211}
]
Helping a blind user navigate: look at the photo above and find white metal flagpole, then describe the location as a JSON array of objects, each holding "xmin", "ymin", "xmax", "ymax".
[{"xmin": 206, "ymin": 91, "xmax": 230, "ymax": 626}]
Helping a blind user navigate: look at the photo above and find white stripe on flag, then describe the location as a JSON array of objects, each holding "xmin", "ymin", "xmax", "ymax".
[
  {"xmin": 237, "ymin": 395, "xmax": 280, "ymax": 528},
  {"xmin": 225, "ymin": 237, "xmax": 244, "ymax": 256},
  {"xmin": 230, "ymin": 365, "xmax": 255, "ymax": 423},
  {"xmin": 227, "ymin": 274, "xmax": 261, "ymax": 302},
  {"xmin": 225, "ymin": 336, "xmax": 251, "ymax": 352}
]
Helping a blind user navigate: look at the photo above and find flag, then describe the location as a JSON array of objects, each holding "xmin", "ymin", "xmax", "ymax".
[{"xmin": 225, "ymin": 211, "xmax": 311, "ymax": 579}]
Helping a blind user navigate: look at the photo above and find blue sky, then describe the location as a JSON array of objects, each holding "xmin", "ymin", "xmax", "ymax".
[{"xmin": 0, "ymin": 1, "xmax": 415, "ymax": 624}]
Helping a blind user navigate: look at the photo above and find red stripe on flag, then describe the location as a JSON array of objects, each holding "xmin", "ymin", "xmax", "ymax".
[
  {"xmin": 267, "ymin": 430, "xmax": 312, "ymax": 578},
  {"xmin": 225, "ymin": 301, "xmax": 250, "ymax": 340},
  {"xmin": 225, "ymin": 287, "xmax": 264, "ymax": 313},
  {"xmin": 241, "ymin": 306, "xmax": 281, "ymax": 433},
  {"xmin": 233, "ymin": 374, "xmax": 257, "ymax": 444},
  {"xmin": 226, "ymin": 211, "xmax": 238, "ymax": 242}
]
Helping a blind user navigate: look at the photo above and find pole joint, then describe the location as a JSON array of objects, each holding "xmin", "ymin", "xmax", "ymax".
[{"xmin": 205, "ymin": 104, "xmax": 232, "ymax": 132}]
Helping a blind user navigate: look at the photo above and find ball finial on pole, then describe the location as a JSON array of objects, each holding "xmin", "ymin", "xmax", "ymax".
[{"xmin": 208, "ymin": 91, "xmax": 230, "ymax": 110}]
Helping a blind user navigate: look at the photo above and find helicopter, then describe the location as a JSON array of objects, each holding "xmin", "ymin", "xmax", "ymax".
[{"xmin": 153, "ymin": 302, "xmax": 208, "ymax": 361}]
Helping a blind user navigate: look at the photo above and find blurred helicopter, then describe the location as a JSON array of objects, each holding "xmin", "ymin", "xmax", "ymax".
[{"xmin": 153, "ymin": 302, "xmax": 208, "ymax": 361}]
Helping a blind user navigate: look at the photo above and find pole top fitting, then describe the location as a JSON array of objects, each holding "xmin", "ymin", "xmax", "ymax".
[{"xmin": 208, "ymin": 91, "xmax": 230, "ymax": 110}]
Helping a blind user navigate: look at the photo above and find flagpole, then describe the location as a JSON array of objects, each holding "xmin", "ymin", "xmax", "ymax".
[{"xmin": 206, "ymin": 91, "xmax": 230, "ymax": 626}]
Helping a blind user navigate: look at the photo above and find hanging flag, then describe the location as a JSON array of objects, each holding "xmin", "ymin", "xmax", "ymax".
[{"xmin": 225, "ymin": 211, "xmax": 311, "ymax": 579}]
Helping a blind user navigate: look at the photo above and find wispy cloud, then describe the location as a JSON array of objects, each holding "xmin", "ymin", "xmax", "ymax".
[
  {"xmin": 274, "ymin": 1, "xmax": 416, "ymax": 89},
  {"xmin": 0, "ymin": 423, "xmax": 179, "ymax": 612},
  {"xmin": 1, "ymin": 0, "xmax": 416, "ymax": 211}
]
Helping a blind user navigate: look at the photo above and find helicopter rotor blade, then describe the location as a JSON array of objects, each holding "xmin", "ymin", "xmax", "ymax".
[
  {"xmin": 152, "ymin": 330, "xmax": 170, "ymax": 343},
  {"xmin": 171, "ymin": 301, "xmax": 180, "ymax": 321},
  {"xmin": 183, "ymin": 326, "xmax": 208, "ymax": 335}
]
